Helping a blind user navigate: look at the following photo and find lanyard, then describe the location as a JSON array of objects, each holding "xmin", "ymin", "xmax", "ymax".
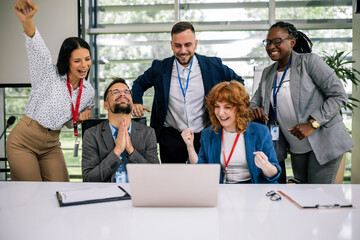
[
  {"xmin": 272, "ymin": 58, "xmax": 291, "ymax": 123},
  {"xmin": 67, "ymin": 76, "xmax": 83, "ymax": 137},
  {"xmin": 175, "ymin": 57, "xmax": 193, "ymax": 103},
  {"xmin": 221, "ymin": 129, "xmax": 240, "ymax": 175}
]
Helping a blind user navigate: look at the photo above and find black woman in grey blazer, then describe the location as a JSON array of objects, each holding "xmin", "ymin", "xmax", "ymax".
[{"xmin": 251, "ymin": 22, "xmax": 353, "ymax": 184}]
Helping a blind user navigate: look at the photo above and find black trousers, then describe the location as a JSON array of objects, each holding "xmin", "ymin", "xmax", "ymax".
[
  {"xmin": 159, "ymin": 127, "xmax": 201, "ymax": 163},
  {"xmin": 278, "ymin": 160, "xmax": 287, "ymax": 184}
]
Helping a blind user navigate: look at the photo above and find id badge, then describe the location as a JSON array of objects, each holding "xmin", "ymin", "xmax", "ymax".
[
  {"xmin": 270, "ymin": 125, "xmax": 279, "ymax": 141},
  {"xmin": 73, "ymin": 137, "xmax": 80, "ymax": 157},
  {"xmin": 223, "ymin": 170, "xmax": 227, "ymax": 184},
  {"xmin": 115, "ymin": 171, "xmax": 127, "ymax": 183}
]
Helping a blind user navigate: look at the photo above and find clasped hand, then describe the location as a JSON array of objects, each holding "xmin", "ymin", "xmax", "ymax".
[
  {"xmin": 288, "ymin": 122, "xmax": 315, "ymax": 140},
  {"xmin": 114, "ymin": 119, "xmax": 134, "ymax": 157},
  {"xmin": 251, "ymin": 107, "xmax": 314, "ymax": 140}
]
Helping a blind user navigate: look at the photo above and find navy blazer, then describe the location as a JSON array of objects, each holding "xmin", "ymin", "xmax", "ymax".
[
  {"xmin": 198, "ymin": 122, "xmax": 281, "ymax": 184},
  {"xmin": 131, "ymin": 53, "xmax": 244, "ymax": 137}
]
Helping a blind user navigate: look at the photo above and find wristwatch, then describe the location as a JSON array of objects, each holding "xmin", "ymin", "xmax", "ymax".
[{"xmin": 309, "ymin": 119, "xmax": 320, "ymax": 129}]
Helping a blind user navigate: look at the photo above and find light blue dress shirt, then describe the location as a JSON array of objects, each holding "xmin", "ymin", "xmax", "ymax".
[{"xmin": 110, "ymin": 122, "xmax": 132, "ymax": 183}]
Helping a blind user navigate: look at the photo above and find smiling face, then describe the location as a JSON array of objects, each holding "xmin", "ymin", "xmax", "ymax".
[
  {"xmin": 67, "ymin": 47, "xmax": 91, "ymax": 81},
  {"xmin": 171, "ymin": 29, "xmax": 198, "ymax": 67},
  {"xmin": 104, "ymin": 82, "xmax": 133, "ymax": 114},
  {"xmin": 266, "ymin": 27, "xmax": 296, "ymax": 69},
  {"xmin": 214, "ymin": 101, "xmax": 237, "ymax": 133}
]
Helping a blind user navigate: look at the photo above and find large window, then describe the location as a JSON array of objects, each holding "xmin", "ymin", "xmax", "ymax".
[
  {"xmin": 87, "ymin": 0, "xmax": 353, "ymax": 182},
  {"xmin": 89, "ymin": 0, "xmax": 352, "ymax": 98},
  {"xmin": 3, "ymin": 87, "xmax": 84, "ymax": 180}
]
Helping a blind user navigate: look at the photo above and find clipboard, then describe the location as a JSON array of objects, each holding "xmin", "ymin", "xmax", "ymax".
[
  {"xmin": 278, "ymin": 188, "xmax": 353, "ymax": 209},
  {"xmin": 56, "ymin": 185, "xmax": 131, "ymax": 207}
]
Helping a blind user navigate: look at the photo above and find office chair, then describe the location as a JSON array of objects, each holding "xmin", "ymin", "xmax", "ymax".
[{"xmin": 81, "ymin": 119, "xmax": 107, "ymax": 137}]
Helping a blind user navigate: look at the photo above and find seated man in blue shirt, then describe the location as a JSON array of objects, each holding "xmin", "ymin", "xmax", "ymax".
[{"xmin": 82, "ymin": 78, "xmax": 159, "ymax": 182}]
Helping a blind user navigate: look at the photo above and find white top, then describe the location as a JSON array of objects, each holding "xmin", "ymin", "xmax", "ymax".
[
  {"xmin": 271, "ymin": 69, "xmax": 311, "ymax": 153},
  {"xmin": 24, "ymin": 29, "xmax": 94, "ymax": 130},
  {"xmin": 164, "ymin": 55, "xmax": 205, "ymax": 133},
  {"xmin": 220, "ymin": 130, "xmax": 250, "ymax": 183}
]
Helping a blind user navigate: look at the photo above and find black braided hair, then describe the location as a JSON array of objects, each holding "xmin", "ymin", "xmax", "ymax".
[{"xmin": 270, "ymin": 21, "xmax": 313, "ymax": 53}]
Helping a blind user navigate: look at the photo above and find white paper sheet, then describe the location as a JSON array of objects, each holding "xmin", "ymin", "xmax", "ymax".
[{"xmin": 58, "ymin": 185, "xmax": 126, "ymax": 204}]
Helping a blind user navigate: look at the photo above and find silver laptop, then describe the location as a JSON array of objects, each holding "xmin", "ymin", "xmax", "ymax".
[{"xmin": 127, "ymin": 164, "xmax": 220, "ymax": 207}]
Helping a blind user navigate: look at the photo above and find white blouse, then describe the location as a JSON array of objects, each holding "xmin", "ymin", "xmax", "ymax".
[
  {"xmin": 165, "ymin": 55, "xmax": 205, "ymax": 133},
  {"xmin": 24, "ymin": 29, "xmax": 94, "ymax": 130},
  {"xmin": 270, "ymin": 70, "xmax": 311, "ymax": 154},
  {"xmin": 220, "ymin": 130, "xmax": 251, "ymax": 183}
]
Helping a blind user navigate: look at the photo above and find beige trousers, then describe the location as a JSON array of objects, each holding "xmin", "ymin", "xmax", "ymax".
[{"xmin": 6, "ymin": 115, "xmax": 69, "ymax": 181}]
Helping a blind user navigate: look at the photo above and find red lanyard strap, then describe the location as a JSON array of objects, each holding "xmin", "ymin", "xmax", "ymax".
[
  {"xmin": 67, "ymin": 76, "xmax": 83, "ymax": 137},
  {"xmin": 221, "ymin": 129, "xmax": 240, "ymax": 173}
]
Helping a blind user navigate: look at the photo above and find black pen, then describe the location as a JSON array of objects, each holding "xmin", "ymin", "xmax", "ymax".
[{"xmin": 315, "ymin": 204, "xmax": 340, "ymax": 209}]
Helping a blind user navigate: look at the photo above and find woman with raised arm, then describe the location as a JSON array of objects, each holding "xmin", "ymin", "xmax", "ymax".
[
  {"xmin": 182, "ymin": 81, "xmax": 281, "ymax": 184},
  {"xmin": 250, "ymin": 21, "xmax": 353, "ymax": 183},
  {"xmin": 7, "ymin": 0, "xmax": 95, "ymax": 181}
]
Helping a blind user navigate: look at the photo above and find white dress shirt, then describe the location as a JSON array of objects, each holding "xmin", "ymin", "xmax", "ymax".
[
  {"xmin": 164, "ymin": 55, "xmax": 205, "ymax": 133},
  {"xmin": 220, "ymin": 130, "xmax": 251, "ymax": 183},
  {"xmin": 24, "ymin": 29, "xmax": 94, "ymax": 130}
]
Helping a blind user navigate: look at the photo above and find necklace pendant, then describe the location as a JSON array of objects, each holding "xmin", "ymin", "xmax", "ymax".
[
  {"xmin": 223, "ymin": 169, "xmax": 227, "ymax": 184},
  {"xmin": 223, "ymin": 172, "xmax": 227, "ymax": 184}
]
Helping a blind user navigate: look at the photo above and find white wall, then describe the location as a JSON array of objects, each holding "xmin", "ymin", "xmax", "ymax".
[
  {"xmin": 0, "ymin": 0, "xmax": 78, "ymax": 85},
  {"xmin": 351, "ymin": 0, "xmax": 360, "ymax": 183}
]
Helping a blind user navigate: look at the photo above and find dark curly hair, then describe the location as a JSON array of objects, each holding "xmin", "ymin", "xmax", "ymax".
[
  {"xmin": 205, "ymin": 81, "xmax": 252, "ymax": 133},
  {"xmin": 270, "ymin": 21, "xmax": 313, "ymax": 53}
]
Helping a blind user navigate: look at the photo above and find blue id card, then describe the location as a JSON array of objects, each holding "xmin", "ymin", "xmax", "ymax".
[
  {"xmin": 115, "ymin": 171, "xmax": 127, "ymax": 183},
  {"xmin": 270, "ymin": 125, "xmax": 279, "ymax": 141}
]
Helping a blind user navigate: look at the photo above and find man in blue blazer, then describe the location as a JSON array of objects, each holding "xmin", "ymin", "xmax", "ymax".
[{"xmin": 131, "ymin": 22, "xmax": 244, "ymax": 163}]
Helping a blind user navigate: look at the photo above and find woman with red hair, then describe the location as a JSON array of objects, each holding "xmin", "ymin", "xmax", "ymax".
[{"xmin": 182, "ymin": 81, "xmax": 280, "ymax": 184}]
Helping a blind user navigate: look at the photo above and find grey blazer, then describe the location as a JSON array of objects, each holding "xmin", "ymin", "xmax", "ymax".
[
  {"xmin": 82, "ymin": 120, "xmax": 159, "ymax": 182},
  {"xmin": 251, "ymin": 51, "xmax": 354, "ymax": 165}
]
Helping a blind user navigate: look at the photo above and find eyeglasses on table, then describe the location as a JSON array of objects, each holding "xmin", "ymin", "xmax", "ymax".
[{"xmin": 266, "ymin": 190, "xmax": 282, "ymax": 201}]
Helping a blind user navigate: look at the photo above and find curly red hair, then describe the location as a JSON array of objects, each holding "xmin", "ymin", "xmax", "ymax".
[{"xmin": 205, "ymin": 81, "xmax": 252, "ymax": 133}]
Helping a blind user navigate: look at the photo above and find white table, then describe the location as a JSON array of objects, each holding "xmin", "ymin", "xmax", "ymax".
[{"xmin": 0, "ymin": 182, "xmax": 359, "ymax": 240}]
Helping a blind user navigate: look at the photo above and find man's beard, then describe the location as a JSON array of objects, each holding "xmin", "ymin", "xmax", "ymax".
[
  {"xmin": 111, "ymin": 103, "xmax": 132, "ymax": 114},
  {"xmin": 175, "ymin": 54, "xmax": 193, "ymax": 66}
]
